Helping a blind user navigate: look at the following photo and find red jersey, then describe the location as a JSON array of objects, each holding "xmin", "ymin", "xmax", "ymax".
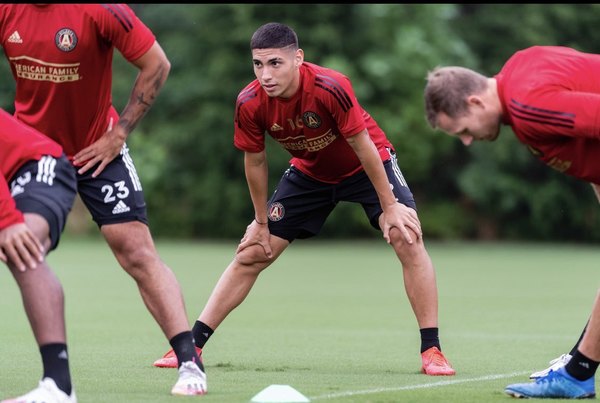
[
  {"xmin": 234, "ymin": 62, "xmax": 394, "ymax": 183},
  {"xmin": 496, "ymin": 46, "xmax": 600, "ymax": 184},
  {"xmin": 0, "ymin": 4, "xmax": 155, "ymax": 158},
  {"xmin": 0, "ymin": 108, "xmax": 63, "ymax": 230}
]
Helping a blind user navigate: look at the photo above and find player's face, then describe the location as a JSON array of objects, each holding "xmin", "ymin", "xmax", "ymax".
[
  {"xmin": 252, "ymin": 46, "xmax": 303, "ymax": 99},
  {"xmin": 436, "ymin": 102, "xmax": 501, "ymax": 146}
]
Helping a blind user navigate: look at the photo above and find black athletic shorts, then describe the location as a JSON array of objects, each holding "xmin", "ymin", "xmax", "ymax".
[
  {"xmin": 10, "ymin": 154, "xmax": 77, "ymax": 251},
  {"xmin": 266, "ymin": 148, "xmax": 416, "ymax": 242},
  {"xmin": 76, "ymin": 145, "xmax": 149, "ymax": 227}
]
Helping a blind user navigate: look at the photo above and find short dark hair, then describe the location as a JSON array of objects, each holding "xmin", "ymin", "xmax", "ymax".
[{"xmin": 251, "ymin": 22, "xmax": 299, "ymax": 50}]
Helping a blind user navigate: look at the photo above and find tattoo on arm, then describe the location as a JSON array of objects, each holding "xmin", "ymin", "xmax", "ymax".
[{"xmin": 118, "ymin": 64, "xmax": 167, "ymax": 134}]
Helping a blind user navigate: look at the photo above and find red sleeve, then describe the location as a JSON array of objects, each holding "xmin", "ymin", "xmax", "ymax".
[
  {"xmin": 316, "ymin": 73, "xmax": 366, "ymax": 138},
  {"xmin": 90, "ymin": 4, "xmax": 156, "ymax": 62},
  {"xmin": 0, "ymin": 175, "xmax": 24, "ymax": 231},
  {"xmin": 233, "ymin": 83, "xmax": 265, "ymax": 153}
]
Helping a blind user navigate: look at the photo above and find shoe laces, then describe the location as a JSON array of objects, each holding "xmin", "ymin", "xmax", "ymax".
[{"xmin": 549, "ymin": 354, "xmax": 571, "ymax": 365}]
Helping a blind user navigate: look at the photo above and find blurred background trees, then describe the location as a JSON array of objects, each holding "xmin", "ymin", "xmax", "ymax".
[{"xmin": 2, "ymin": 4, "xmax": 599, "ymax": 241}]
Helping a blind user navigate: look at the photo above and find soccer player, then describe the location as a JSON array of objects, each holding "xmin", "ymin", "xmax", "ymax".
[
  {"xmin": 0, "ymin": 4, "xmax": 206, "ymax": 395},
  {"xmin": 424, "ymin": 45, "xmax": 600, "ymax": 399},
  {"xmin": 154, "ymin": 21, "xmax": 455, "ymax": 376},
  {"xmin": 0, "ymin": 108, "xmax": 77, "ymax": 402}
]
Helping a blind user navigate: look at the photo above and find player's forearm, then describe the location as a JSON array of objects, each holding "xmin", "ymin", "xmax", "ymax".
[
  {"xmin": 118, "ymin": 45, "xmax": 171, "ymax": 136},
  {"xmin": 244, "ymin": 152, "xmax": 269, "ymax": 223},
  {"xmin": 347, "ymin": 131, "xmax": 397, "ymax": 209}
]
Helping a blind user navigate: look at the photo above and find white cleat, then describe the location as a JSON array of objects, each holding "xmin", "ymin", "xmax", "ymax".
[
  {"xmin": 171, "ymin": 361, "xmax": 207, "ymax": 396},
  {"xmin": 1, "ymin": 378, "xmax": 77, "ymax": 403},
  {"xmin": 530, "ymin": 353, "xmax": 572, "ymax": 379}
]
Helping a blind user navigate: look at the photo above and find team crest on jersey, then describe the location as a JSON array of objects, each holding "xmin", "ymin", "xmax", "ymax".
[
  {"xmin": 268, "ymin": 202, "xmax": 285, "ymax": 222},
  {"xmin": 302, "ymin": 111, "xmax": 321, "ymax": 129},
  {"xmin": 55, "ymin": 28, "xmax": 78, "ymax": 52}
]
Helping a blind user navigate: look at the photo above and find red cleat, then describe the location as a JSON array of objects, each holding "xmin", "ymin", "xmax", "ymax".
[
  {"xmin": 153, "ymin": 346, "xmax": 203, "ymax": 368},
  {"xmin": 421, "ymin": 346, "xmax": 455, "ymax": 376}
]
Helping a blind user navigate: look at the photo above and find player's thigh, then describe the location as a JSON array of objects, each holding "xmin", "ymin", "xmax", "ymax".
[
  {"xmin": 11, "ymin": 155, "xmax": 77, "ymax": 251},
  {"xmin": 266, "ymin": 166, "xmax": 336, "ymax": 242},
  {"xmin": 338, "ymin": 155, "xmax": 416, "ymax": 230}
]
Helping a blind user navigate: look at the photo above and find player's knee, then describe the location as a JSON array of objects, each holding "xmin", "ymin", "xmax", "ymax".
[
  {"xmin": 114, "ymin": 242, "xmax": 157, "ymax": 273},
  {"xmin": 235, "ymin": 244, "xmax": 273, "ymax": 267},
  {"xmin": 389, "ymin": 226, "xmax": 419, "ymax": 251}
]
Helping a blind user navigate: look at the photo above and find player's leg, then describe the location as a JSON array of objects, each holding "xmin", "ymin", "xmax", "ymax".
[
  {"xmin": 198, "ymin": 166, "xmax": 334, "ymax": 338},
  {"xmin": 77, "ymin": 146, "xmax": 204, "ymax": 395},
  {"xmin": 577, "ymin": 290, "xmax": 600, "ymax": 370},
  {"xmin": 345, "ymin": 149, "xmax": 454, "ymax": 375},
  {"xmin": 198, "ymin": 234, "xmax": 290, "ymax": 330},
  {"xmin": 12, "ymin": 214, "xmax": 65, "ymax": 345},
  {"xmin": 3, "ymin": 155, "xmax": 77, "ymax": 402},
  {"xmin": 385, "ymin": 226, "xmax": 454, "ymax": 375},
  {"xmin": 101, "ymin": 221, "xmax": 192, "ymax": 339}
]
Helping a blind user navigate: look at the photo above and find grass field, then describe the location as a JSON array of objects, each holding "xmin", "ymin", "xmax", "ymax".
[{"xmin": 0, "ymin": 237, "xmax": 597, "ymax": 402}]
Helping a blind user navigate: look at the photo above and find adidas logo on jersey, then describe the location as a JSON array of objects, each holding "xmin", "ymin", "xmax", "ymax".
[
  {"xmin": 112, "ymin": 200, "xmax": 131, "ymax": 214},
  {"xmin": 7, "ymin": 31, "xmax": 22, "ymax": 44}
]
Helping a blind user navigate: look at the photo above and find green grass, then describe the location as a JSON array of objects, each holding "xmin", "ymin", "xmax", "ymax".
[{"xmin": 0, "ymin": 238, "xmax": 597, "ymax": 402}]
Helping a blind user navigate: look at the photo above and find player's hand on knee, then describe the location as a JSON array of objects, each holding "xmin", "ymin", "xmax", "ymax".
[
  {"xmin": 0, "ymin": 223, "xmax": 45, "ymax": 271},
  {"xmin": 381, "ymin": 204, "xmax": 422, "ymax": 245},
  {"xmin": 236, "ymin": 220, "xmax": 273, "ymax": 259}
]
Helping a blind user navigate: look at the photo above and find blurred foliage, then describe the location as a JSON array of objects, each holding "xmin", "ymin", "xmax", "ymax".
[{"xmin": 2, "ymin": 4, "xmax": 600, "ymax": 241}]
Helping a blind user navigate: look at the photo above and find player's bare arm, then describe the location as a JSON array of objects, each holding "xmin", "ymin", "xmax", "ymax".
[
  {"xmin": 346, "ymin": 129, "xmax": 422, "ymax": 244},
  {"xmin": 73, "ymin": 41, "xmax": 171, "ymax": 177},
  {"xmin": 0, "ymin": 222, "xmax": 44, "ymax": 272},
  {"xmin": 236, "ymin": 150, "xmax": 273, "ymax": 258}
]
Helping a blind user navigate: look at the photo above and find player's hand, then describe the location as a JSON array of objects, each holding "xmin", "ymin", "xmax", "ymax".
[
  {"xmin": 381, "ymin": 203, "xmax": 422, "ymax": 245},
  {"xmin": 236, "ymin": 219, "xmax": 273, "ymax": 259},
  {"xmin": 72, "ymin": 119, "xmax": 126, "ymax": 177},
  {"xmin": 0, "ymin": 223, "xmax": 45, "ymax": 272}
]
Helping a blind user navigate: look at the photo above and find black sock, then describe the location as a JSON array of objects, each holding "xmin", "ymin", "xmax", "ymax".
[
  {"xmin": 420, "ymin": 327, "xmax": 440, "ymax": 353},
  {"xmin": 192, "ymin": 321, "xmax": 214, "ymax": 349},
  {"xmin": 169, "ymin": 331, "xmax": 203, "ymax": 370},
  {"xmin": 40, "ymin": 343, "xmax": 71, "ymax": 396},
  {"xmin": 569, "ymin": 321, "xmax": 589, "ymax": 356},
  {"xmin": 565, "ymin": 350, "xmax": 599, "ymax": 381}
]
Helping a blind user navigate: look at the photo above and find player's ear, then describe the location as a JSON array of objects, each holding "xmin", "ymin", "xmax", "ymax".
[
  {"xmin": 295, "ymin": 49, "xmax": 304, "ymax": 68},
  {"xmin": 467, "ymin": 94, "xmax": 485, "ymax": 108}
]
